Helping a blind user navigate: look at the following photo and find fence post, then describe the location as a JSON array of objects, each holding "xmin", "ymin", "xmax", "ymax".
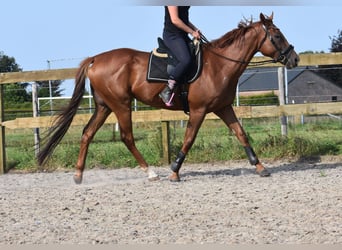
[
  {"xmin": 0, "ymin": 85, "xmax": 6, "ymax": 174},
  {"xmin": 278, "ymin": 67, "xmax": 288, "ymax": 136},
  {"xmin": 32, "ymin": 82, "xmax": 40, "ymax": 157},
  {"xmin": 161, "ymin": 121, "xmax": 171, "ymax": 164}
]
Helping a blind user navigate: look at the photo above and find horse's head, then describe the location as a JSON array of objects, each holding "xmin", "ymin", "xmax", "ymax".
[{"xmin": 258, "ymin": 13, "xmax": 300, "ymax": 69}]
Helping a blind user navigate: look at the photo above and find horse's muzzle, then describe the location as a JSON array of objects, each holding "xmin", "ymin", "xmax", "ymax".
[{"xmin": 286, "ymin": 51, "xmax": 300, "ymax": 69}]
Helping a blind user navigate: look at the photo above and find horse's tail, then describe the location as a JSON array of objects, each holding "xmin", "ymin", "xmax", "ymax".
[{"xmin": 37, "ymin": 57, "xmax": 94, "ymax": 166}]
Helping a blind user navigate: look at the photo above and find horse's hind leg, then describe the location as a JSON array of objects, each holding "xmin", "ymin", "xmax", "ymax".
[
  {"xmin": 214, "ymin": 106, "xmax": 270, "ymax": 177},
  {"xmin": 114, "ymin": 110, "xmax": 159, "ymax": 181},
  {"xmin": 74, "ymin": 103, "xmax": 111, "ymax": 184}
]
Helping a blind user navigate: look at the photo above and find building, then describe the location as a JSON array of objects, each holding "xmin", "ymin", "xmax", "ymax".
[{"xmin": 237, "ymin": 65, "xmax": 342, "ymax": 104}]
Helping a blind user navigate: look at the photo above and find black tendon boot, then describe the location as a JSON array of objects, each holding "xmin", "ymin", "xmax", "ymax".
[{"xmin": 170, "ymin": 151, "xmax": 186, "ymax": 173}]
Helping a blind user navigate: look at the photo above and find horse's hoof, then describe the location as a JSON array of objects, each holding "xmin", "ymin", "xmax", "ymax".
[
  {"xmin": 169, "ymin": 172, "xmax": 180, "ymax": 182},
  {"xmin": 257, "ymin": 169, "xmax": 271, "ymax": 177},
  {"xmin": 147, "ymin": 168, "xmax": 159, "ymax": 181},
  {"xmin": 170, "ymin": 178, "xmax": 180, "ymax": 182},
  {"xmin": 148, "ymin": 176, "xmax": 160, "ymax": 182},
  {"xmin": 73, "ymin": 174, "xmax": 83, "ymax": 184}
]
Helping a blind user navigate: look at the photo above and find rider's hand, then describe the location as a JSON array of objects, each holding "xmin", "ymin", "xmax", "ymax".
[{"xmin": 191, "ymin": 30, "xmax": 201, "ymax": 40}]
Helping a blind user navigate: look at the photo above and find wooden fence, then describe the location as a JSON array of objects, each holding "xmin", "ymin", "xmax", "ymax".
[
  {"xmin": 2, "ymin": 102, "xmax": 342, "ymax": 130},
  {"xmin": 0, "ymin": 53, "xmax": 341, "ymax": 174}
]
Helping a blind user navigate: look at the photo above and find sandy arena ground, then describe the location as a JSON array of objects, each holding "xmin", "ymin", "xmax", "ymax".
[{"xmin": 0, "ymin": 158, "xmax": 341, "ymax": 244}]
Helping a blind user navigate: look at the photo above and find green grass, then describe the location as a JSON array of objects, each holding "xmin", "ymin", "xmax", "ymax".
[{"xmin": 4, "ymin": 117, "xmax": 342, "ymax": 172}]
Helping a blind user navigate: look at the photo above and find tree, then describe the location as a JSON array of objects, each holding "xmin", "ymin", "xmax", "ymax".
[
  {"xmin": 330, "ymin": 29, "xmax": 342, "ymax": 52},
  {"xmin": 0, "ymin": 51, "xmax": 21, "ymax": 72},
  {"xmin": 0, "ymin": 52, "xmax": 65, "ymax": 109},
  {"xmin": 318, "ymin": 30, "xmax": 342, "ymax": 88},
  {"xmin": 0, "ymin": 52, "xmax": 31, "ymax": 107},
  {"xmin": 35, "ymin": 80, "xmax": 64, "ymax": 97},
  {"xmin": 299, "ymin": 51, "xmax": 325, "ymax": 54}
]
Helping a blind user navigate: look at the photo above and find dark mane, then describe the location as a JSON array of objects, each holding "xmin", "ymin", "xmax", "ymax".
[{"xmin": 210, "ymin": 19, "xmax": 257, "ymax": 48}]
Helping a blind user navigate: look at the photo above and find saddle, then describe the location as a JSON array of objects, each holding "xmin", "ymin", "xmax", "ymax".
[
  {"xmin": 147, "ymin": 38, "xmax": 202, "ymax": 83},
  {"xmin": 146, "ymin": 38, "xmax": 203, "ymax": 114}
]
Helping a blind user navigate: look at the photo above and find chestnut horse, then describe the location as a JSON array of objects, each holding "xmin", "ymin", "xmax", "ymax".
[{"xmin": 38, "ymin": 13, "xmax": 299, "ymax": 183}]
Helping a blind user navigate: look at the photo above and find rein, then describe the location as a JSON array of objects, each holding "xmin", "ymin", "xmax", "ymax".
[
  {"xmin": 200, "ymin": 34, "xmax": 275, "ymax": 66},
  {"xmin": 200, "ymin": 34, "xmax": 250, "ymax": 64},
  {"xmin": 200, "ymin": 24, "xmax": 292, "ymax": 67},
  {"xmin": 204, "ymin": 46, "xmax": 276, "ymax": 66}
]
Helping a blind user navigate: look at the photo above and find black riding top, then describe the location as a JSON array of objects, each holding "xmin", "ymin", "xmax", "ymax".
[{"xmin": 163, "ymin": 6, "xmax": 190, "ymax": 35}]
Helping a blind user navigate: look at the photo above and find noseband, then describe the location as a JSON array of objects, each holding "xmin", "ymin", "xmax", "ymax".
[{"xmin": 261, "ymin": 24, "xmax": 294, "ymax": 65}]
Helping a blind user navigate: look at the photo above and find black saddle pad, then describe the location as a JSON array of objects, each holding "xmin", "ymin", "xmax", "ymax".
[{"xmin": 146, "ymin": 40, "xmax": 202, "ymax": 83}]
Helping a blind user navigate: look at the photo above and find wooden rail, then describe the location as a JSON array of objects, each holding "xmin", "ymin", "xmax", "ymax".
[{"xmin": 2, "ymin": 102, "xmax": 342, "ymax": 129}]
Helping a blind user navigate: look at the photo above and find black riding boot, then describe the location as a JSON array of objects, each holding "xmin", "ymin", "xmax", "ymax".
[{"xmin": 159, "ymin": 79, "xmax": 176, "ymax": 107}]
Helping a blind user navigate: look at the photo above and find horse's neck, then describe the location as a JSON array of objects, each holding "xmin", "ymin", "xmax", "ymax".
[
  {"xmin": 217, "ymin": 25, "xmax": 262, "ymax": 73},
  {"xmin": 201, "ymin": 25, "xmax": 263, "ymax": 97}
]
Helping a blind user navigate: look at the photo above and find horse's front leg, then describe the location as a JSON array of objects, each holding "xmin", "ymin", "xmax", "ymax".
[
  {"xmin": 214, "ymin": 106, "xmax": 270, "ymax": 177},
  {"xmin": 170, "ymin": 111, "xmax": 206, "ymax": 182}
]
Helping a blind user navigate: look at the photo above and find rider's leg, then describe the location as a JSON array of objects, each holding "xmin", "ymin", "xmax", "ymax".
[{"xmin": 160, "ymin": 32, "xmax": 191, "ymax": 106}]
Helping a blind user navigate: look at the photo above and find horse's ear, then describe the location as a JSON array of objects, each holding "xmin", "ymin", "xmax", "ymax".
[
  {"xmin": 260, "ymin": 13, "xmax": 266, "ymax": 23},
  {"xmin": 269, "ymin": 12, "xmax": 274, "ymax": 20},
  {"xmin": 260, "ymin": 12, "xmax": 274, "ymax": 24}
]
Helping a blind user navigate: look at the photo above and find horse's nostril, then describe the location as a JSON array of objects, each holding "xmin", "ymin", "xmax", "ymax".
[{"xmin": 292, "ymin": 56, "xmax": 300, "ymax": 67}]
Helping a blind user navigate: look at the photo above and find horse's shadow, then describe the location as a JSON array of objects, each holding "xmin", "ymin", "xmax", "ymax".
[{"xmin": 180, "ymin": 157, "xmax": 342, "ymax": 179}]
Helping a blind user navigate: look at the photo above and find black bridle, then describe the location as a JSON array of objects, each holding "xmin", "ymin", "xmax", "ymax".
[
  {"xmin": 263, "ymin": 24, "xmax": 295, "ymax": 65},
  {"xmin": 200, "ymin": 23, "xmax": 294, "ymax": 67}
]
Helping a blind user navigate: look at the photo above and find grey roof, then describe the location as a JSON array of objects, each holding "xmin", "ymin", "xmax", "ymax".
[{"xmin": 238, "ymin": 66, "xmax": 310, "ymax": 92}]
